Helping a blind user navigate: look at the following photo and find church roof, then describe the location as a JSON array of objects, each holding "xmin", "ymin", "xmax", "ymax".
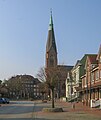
[
  {"xmin": 57, "ymin": 65, "xmax": 73, "ymax": 71},
  {"xmin": 46, "ymin": 12, "xmax": 57, "ymax": 53}
]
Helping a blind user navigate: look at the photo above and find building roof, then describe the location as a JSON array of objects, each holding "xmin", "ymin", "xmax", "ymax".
[
  {"xmin": 8, "ymin": 75, "xmax": 41, "ymax": 84},
  {"xmin": 72, "ymin": 60, "xmax": 81, "ymax": 70},
  {"xmin": 96, "ymin": 44, "xmax": 101, "ymax": 61},
  {"xmin": 80, "ymin": 54, "xmax": 97, "ymax": 77},
  {"xmin": 88, "ymin": 54, "xmax": 97, "ymax": 64},
  {"xmin": 57, "ymin": 65, "xmax": 73, "ymax": 71},
  {"xmin": 80, "ymin": 54, "xmax": 97, "ymax": 64}
]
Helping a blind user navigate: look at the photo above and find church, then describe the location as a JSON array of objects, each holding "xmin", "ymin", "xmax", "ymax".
[{"xmin": 45, "ymin": 12, "xmax": 73, "ymax": 98}]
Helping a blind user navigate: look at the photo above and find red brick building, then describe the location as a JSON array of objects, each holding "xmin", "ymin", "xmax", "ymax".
[
  {"xmin": 81, "ymin": 45, "xmax": 101, "ymax": 106},
  {"xmin": 45, "ymin": 12, "xmax": 73, "ymax": 98}
]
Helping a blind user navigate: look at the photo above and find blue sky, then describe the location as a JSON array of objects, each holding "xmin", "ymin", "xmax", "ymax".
[{"xmin": 0, "ymin": 0, "xmax": 101, "ymax": 80}]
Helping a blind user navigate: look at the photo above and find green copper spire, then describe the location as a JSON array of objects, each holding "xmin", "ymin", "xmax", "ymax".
[
  {"xmin": 49, "ymin": 10, "xmax": 53, "ymax": 30},
  {"xmin": 46, "ymin": 10, "xmax": 57, "ymax": 53},
  {"xmin": 46, "ymin": 10, "xmax": 58, "ymax": 68}
]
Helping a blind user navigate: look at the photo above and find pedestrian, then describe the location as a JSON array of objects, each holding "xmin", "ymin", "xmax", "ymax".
[
  {"xmin": 82, "ymin": 100, "xmax": 84, "ymax": 105},
  {"xmin": 72, "ymin": 102, "xmax": 75, "ymax": 109}
]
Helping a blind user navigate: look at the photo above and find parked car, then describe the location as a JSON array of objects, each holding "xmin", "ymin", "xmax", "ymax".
[
  {"xmin": 0, "ymin": 98, "xmax": 6, "ymax": 104},
  {"xmin": 2, "ymin": 98, "xmax": 10, "ymax": 104},
  {"xmin": 0, "ymin": 98, "xmax": 10, "ymax": 104}
]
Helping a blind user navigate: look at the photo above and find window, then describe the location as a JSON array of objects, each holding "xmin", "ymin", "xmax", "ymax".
[
  {"xmin": 34, "ymin": 93, "xmax": 36, "ymax": 95},
  {"xmin": 100, "ymin": 89, "xmax": 101, "ymax": 98},
  {"xmin": 31, "ymin": 85, "xmax": 33, "ymax": 87},
  {"xmin": 34, "ymin": 89, "xmax": 35, "ymax": 91},
  {"xmin": 95, "ymin": 70, "xmax": 99, "ymax": 80},
  {"xmin": 82, "ymin": 77, "xmax": 86, "ymax": 88},
  {"xmin": 50, "ymin": 55, "xmax": 55, "ymax": 67},
  {"xmin": 50, "ymin": 58, "xmax": 54, "ymax": 67},
  {"xmin": 30, "ymin": 81, "xmax": 33, "ymax": 84},
  {"xmin": 91, "ymin": 72, "xmax": 94, "ymax": 82},
  {"xmin": 100, "ymin": 69, "xmax": 101, "ymax": 78}
]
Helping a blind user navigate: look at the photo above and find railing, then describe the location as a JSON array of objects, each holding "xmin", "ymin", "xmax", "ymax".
[
  {"xmin": 91, "ymin": 99, "xmax": 101, "ymax": 108},
  {"xmin": 67, "ymin": 95, "xmax": 78, "ymax": 102}
]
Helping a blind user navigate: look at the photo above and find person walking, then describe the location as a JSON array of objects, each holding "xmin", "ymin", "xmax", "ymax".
[{"xmin": 72, "ymin": 102, "xmax": 75, "ymax": 109}]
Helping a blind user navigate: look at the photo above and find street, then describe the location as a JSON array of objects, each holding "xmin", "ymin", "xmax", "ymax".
[
  {"xmin": 0, "ymin": 101, "xmax": 35, "ymax": 120},
  {"xmin": 0, "ymin": 100, "xmax": 101, "ymax": 120}
]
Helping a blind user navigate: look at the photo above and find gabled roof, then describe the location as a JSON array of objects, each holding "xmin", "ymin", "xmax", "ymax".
[
  {"xmin": 88, "ymin": 54, "xmax": 97, "ymax": 64},
  {"xmin": 72, "ymin": 60, "xmax": 81, "ymax": 70},
  {"xmin": 96, "ymin": 44, "xmax": 101, "ymax": 61},
  {"xmin": 84, "ymin": 54, "xmax": 98, "ymax": 71},
  {"xmin": 80, "ymin": 54, "xmax": 97, "ymax": 77}
]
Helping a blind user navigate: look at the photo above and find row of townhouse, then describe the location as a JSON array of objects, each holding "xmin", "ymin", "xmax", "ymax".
[{"xmin": 66, "ymin": 45, "xmax": 101, "ymax": 107}]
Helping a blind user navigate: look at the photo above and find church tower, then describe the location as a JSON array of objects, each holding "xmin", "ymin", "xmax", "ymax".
[{"xmin": 45, "ymin": 12, "xmax": 58, "ymax": 68}]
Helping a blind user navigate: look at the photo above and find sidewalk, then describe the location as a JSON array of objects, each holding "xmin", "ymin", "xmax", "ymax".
[
  {"xmin": 59, "ymin": 101, "xmax": 101, "ymax": 116},
  {"xmin": 63, "ymin": 101, "xmax": 101, "ymax": 117},
  {"xmin": 34, "ymin": 100, "xmax": 101, "ymax": 120}
]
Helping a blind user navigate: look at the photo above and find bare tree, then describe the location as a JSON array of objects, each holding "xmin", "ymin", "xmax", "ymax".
[
  {"xmin": 37, "ymin": 67, "xmax": 47, "ymax": 100},
  {"xmin": 0, "ymin": 80, "xmax": 2, "ymax": 96},
  {"xmin": 46, "ymin": 67, "xmax": 59, "ymax": 108},
  {"xmin": 38, "ymin": 82, "xmax": 47, "ymax": 101},
  {"xmin": 0, "ymin": 80, "xmax": 2, "ymax": 85},
  {"xmin": 0, "ymin": 80, "xmax": 8, "ymax": 97},
  {"xmin": 37, "ymin": 67, "xmax": 46, "ymax": 82},
  {"xmin": 37, "ymin": 67, "xmax": 59, "ymax": 108}
]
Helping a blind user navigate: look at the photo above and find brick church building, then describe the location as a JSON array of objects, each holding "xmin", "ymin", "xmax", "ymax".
[{"xmin": 45, "ymin": 12, "xmax": 73, "ymax": 98}]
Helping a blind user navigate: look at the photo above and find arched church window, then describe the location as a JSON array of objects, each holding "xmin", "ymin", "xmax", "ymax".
[{"xmin": 50, "ymin": 55, "xmax": 54, "ymax": 67}]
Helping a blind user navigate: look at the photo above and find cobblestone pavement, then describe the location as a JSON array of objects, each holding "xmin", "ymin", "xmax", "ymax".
[{"xmin": 33, "ymin": 100, "xmax": 101, "ymax": 120}]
